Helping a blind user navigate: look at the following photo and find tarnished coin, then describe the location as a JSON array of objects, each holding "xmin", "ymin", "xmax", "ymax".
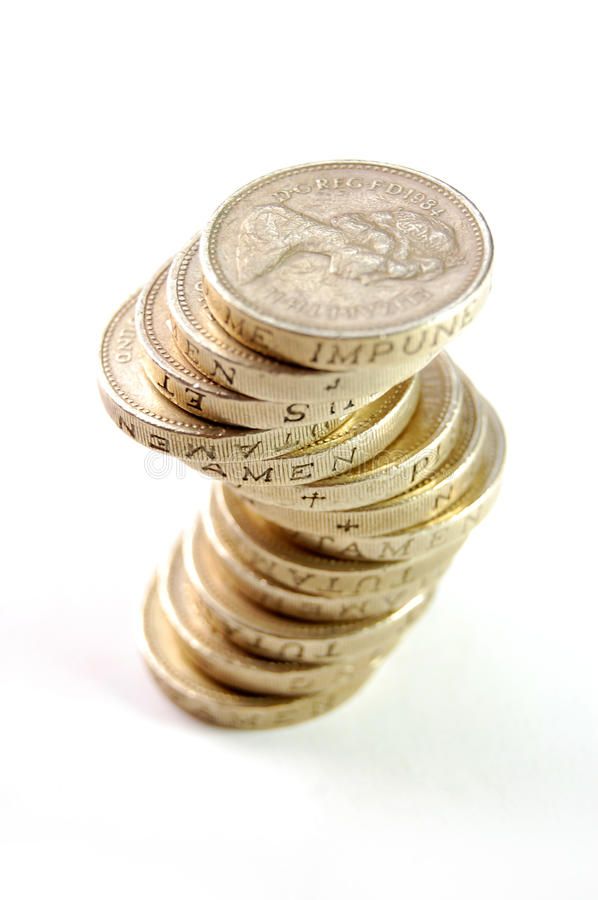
[
  {"xmin": 99, "ymin": 295, "xmax": 344, "ymax": 464},
  {"xmin": 168, "ymin": 236, "xmax": 402, "ymax": 402},
  {"xmin": 158, "ymin": 542, "xmax": 389, "ymax": 696},
  {"xmin": 203, "ymin": 502, "xmax": 446, "ymax": 622},
  {"xmin": 183, "ymin": 520, "xmax": 432, "ymax": 663},
  {"xmin": 136, "ymin": 260, "xmax": 359, "ymax": 429},
  {"xmin": 142, "ymin": 578, "xmax": 375, "ymax": 729},
  {"xmin": 184, "ymin": 377, "xmax": 420, "ymax": 486},
  {"xmin": 200, "ymin": 161, "xmax": 492, "ymax": 369},
  {"xmin": 246, "ymin": 375, "xmax": 486, "ymax": 536},
  {"xmin": 210, "ymin": 484, "xmax": 464, "ymax": 596},
  {"xmin": 292, "ymin": 402, "xmax": 506, "ymax": 561},
  {"xmin": 234, "ymin": 353, "xmax": 462, "ymax": 509}
]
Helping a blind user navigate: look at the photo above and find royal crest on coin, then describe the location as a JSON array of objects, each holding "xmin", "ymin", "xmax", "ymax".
[{"xmin": 236, "ymin": 204, "xmax": 463, "ymax": 287}]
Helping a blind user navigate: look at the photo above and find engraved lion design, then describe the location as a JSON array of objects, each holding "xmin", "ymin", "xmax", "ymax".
[{"xmin": 236, "ymin": 205, "xmax": 462, "ymax": 286}]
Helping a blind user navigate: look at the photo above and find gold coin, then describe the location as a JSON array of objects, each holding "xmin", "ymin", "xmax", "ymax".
[
  {"xmin": 141, "ymin": 578, "xmax": 375, "ymax": 729},
  {"xmin": 99, "ymin": 295, "xmax": 345, "ymax": 464},
  {"xmin": 184, "ymin": 376, "xmax": 419, "ymax": 486},
  {"xmin": 167, "ymin": 236, "xmax": 401, "ymax": 402},
  {"xmin": 246, "ymin": 375, "xmax": 485, "ymax": 536},
  {"xmin": 158, "ymin": 542, "xmax": 388, "ymax": 696},
  {"xmin": 210, "ymin": 484, "xmax": 463, "ymax": 597},
  {"xmin": 183, "ymin": 519, "xmax": 432, "ymax": 663},
  {"xmin": 136, "ymin": 260, "xmax": 357, "ymax": 429},
  {"xmin": 234, "ymin": 352, "xmax": 462, "ymax": 509},
  {"xmin": 203, "ymin": 502, "xmax": 446, "ymax": 621},
  {"xmin": 293, "ymin": 402, "xmax": 506, "ymax": 561},
  {"xmin": 200, "ymin": 161, "xmax": 492, "ymax": 370}
]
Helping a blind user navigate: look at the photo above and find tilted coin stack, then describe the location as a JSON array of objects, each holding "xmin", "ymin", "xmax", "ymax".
[{"xmin": 99, "ymin": 162, "xmax": 505, "ymax": 729}]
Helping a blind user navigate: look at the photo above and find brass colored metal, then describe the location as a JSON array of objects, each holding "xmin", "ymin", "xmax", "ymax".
[
  {"xmin": 142, "ymin": 578, "xmax": 375, "ymax": 729},
  {"xmin": 291, "ymin": 404, "xmax": 506, "ymax": 561},
  {"xmin": 200, "ymin": 162, "xmax": 492, "ymax": 370},
  {"xmin": 100, "ymin": 296, "xmax": 344, "ymax": 463},
  {"xmin": 159, "ymin": 542, "xmax": 395, "ymax": 695},
  {"xmin": 168, "ymin": 236, "xmax": 402, "ymax": 402},
  {"xmin": 210, "ymin": 484, "xmax": 464, "ymax": 596},
  {"xmin": 99, "ymin": 160, "xmax": 503, "ymax": 729},
  {"xmin": 203, "ymin": 500, "xmax": 446, "ymax": 621},
  {"xmin": 244, "ymin": 377, "xmax": 486, "ymax": 536},
  {"xmin": 234, "ymin": 353, "xmax": 462, "ymax": 509},
  {"xmin": 137, "ymin": 260, "xmax": 370, "ymax": 429},
  {"xmin": 185, "ymin": 375, "xmax": 419, "ymax": 485},
  {"xmin": 183, "ymin": 520, "xmax": 433, "ymax": 663}
]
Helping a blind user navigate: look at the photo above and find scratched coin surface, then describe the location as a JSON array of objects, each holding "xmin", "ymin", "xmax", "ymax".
[
  {"xmin": 136, "ymin": 259, "xmax": 359, "ymax": 429},
  {"xmin": 184, "ymin": 519, "xmax": 432, "ymax": 663},
  {"xmin": 142, "ymin": 578, "xmax": 375, "ymax": 729},
  {"xmin": 200, "ymin": 161, "xmax": 493, "ymax": 368},
  {"xmin": 168, "ymin": 236, "xmax": 407, "ymax": 402},
  {"xmin": 234, "ymin": 353, "xmax": 462, "ymax": 509},
  {"xmin": 99, "ymin": 295, "xmax": 344, "ymax": 463},
  {"xmin": 159, "ymin": 542, "xmax": 388, "ymax": 696},
  {"xmin": 246, "ymin": 376, "xmax": 486, "ymax": 536}
]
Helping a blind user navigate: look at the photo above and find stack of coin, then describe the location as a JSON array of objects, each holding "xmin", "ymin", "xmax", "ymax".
[{"xmin": 99, "ymin": 162, "xmax": 505, "ymax": 729}]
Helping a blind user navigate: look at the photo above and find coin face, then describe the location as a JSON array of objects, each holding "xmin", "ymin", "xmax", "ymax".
[
  {"xmin": 200, "ymin": 161, "xmax": 492, "ymax": 367},
  {"xmin": 98, "ymin": 159, "xmax": 503, "ymax": 728},
  {"xmin": 169, "ymin": 236, "xmax": 402, "ymax": 400}
]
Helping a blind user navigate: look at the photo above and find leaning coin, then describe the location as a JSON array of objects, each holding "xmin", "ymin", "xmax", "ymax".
[
  {"xmin": 203, "ymin": 503, "xmax": 447, "ymax": 622},
  {"xmin": 142, "ymin": 579, "xmax": 375, "ymax": 729},
  {"xmin": 168, "ymin": 236, "xmax": 401, "ymax": 402},
  {"xmin": 158, "ymin": 542, "xmax": 389, "ymax": 696},
  {"xmin": 293, "ymin": 402, "xmax": 506, "ymax": 562},
  {"xmin": 246, "ymin": 374, "xmax": 485, "ymax": 536},
  {"xmin": 200, "ymin": 161, "xmax": 492, "ymax": 369},
  {"xmin": 235, "ymin": 352, "xmax": 462, "ymax": 509},
  {"xmin": 99, "ymin": 296, "xmax": 343, "ymax": 464},
  {"xmin": 136, "ymin": 260, "xmax": 358, "ymax": 429},
  {"xmin": 185, "ymin": 376, "xmax": 419, "ymax": 486},
  {"xmin": 210, "ymin": 484, "xmax": 464, "ymax": 596},
  {"xmin": 183, "ymin": 521, "xmax": 432, "ymax": 663}
]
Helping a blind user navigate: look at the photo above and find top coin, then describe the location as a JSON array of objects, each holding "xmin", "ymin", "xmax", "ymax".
[{"xmin": 200, "ymin": 161, "xmax": 493, "ymax": 370}]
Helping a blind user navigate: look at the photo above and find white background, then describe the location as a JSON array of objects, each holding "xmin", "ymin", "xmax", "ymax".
[{"xmin": 2, "ymin": 2, "xmax": 597, "ymax": 897}]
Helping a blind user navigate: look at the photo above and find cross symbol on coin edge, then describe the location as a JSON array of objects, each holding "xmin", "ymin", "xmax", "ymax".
[
  {"xmin": 301, "ymin": 491, "xmax": 327, "ymax": 507},
  {"xmin": 336, "ymin": 520, "xmax": 358, "ymax": 532}
]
